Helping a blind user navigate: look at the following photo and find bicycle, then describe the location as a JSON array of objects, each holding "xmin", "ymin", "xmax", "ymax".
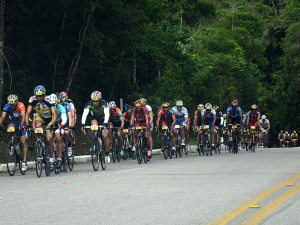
[
  {"xmin": 83, "ymin": 125, "xmax": 107, "ymax": 171},
  {"xmin": 6, "ymin": 127, "xmax": 27, "ymax": 176},
  {"xmin": 260, "ymin": 130, "xmax": 268, "ymax": 148},
  {"xmin": 161, "ymin": 126, "xmax": 171, "ymax": 160},
  {"xmin": 195, "ymin": 126, "xmax": 204, "ymax": 155},
  {"xmin": 174, "ymin": 125, "xmax": 184, "ymax": 158},
  {"xmin": 249, "ymin": 126, "xmax": 257, "ymax": 152},
  {"xmin": 214, "ymin": 126, "xmax": 221, "ymax": 154},
  {"xmin": 229, "ymin": 124, "xmax": 241, "ymax": 154},
  {"xmin": 122, "ymin": 128, "xmax": 133, "ymax": 160},
  {"xmin": 110, "ymin": 127, "xmax": 121, "ymax": 163},
  {"xmin": 33, "ymin": 127, "xmax": 51, "ymax": 178},
  {"xmin": 135, "ymin": 126, "xmax": 148, "ymax": 164},
  {"xmin": 202, "ymin": 125, "xmax": 212, "ymax": 156}
]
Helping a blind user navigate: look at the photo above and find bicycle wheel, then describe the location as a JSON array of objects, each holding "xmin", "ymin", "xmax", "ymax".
[
  {"xmin": 91, "ymin": 138, "xmax": 100, "ymax": 171},
  {"xmin": 44, "ymin": 146, "xmax": 51, "ymax": 176},
  {"xmin": 6, "ymin": 143, "xmax": 16, "ymax": 176},
  {"xmin": 136, "ymin": 137, "xmax": 143, "ymax": 164},
  {"xmin": 19, "ymin": 154, "xmax": 26, "ymax": 175},
  {"xmin": 63, "ymin": 152, "xmax": 68, "ymax": 172},
  {"xmin": 116, "ymin": 141, "xmax": 121, "ymax": 163},
  {"xmin": 111, "ymin": 139, "xmax": 116, "ymax": 163},
  {"xmin": 162, "ymin": 135, "xmax": 168, "ymax": 160},
  {"xmin": 122, "ymin": 137, "xmax": 128, "ymax": 160},
  {"xmin": 68, "ymin": 149, "xmax": 74, "ymax": 171},
  {"xmin": 143, "ymin": 141, "xmax": 148, "ymax": 164},
  {"xmin": 35, "ymin": 142, "xmax": 43, "ymax": 178},
  {"xmin": 99, "ymin": 139, "xmax": 106, "ymax": 170}
]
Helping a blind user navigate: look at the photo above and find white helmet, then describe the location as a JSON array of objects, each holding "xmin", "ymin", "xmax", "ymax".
[
  {"xmin": 91, "ymin": 91, "xmax": 102, "ymax": 101},
  {"xmin": 176, "ymin": 100, "xmax": 183, "ymax": 107},
  {"xmin": 7, "ymin": 94, "xmax": 18, "ymax": 105},
  {"xmin": 197, "ymin": 104, "xmax": 204, "ymax": 111},
  {"xmin": 49, "ymin": 94, "xmax": 58, "ymax": 105},
  {"xmin": 205, "ymin": 103, "xmax": 212, "ymax": 110},
  {"xmin": 261, "ymin": 115, "xmax": 266, "ymax": 119},
  {"xmin": 108, "ymin": 101, "xmax": 116, "ymax": 109}
]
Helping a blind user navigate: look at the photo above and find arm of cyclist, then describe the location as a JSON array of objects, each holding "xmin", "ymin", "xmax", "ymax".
[
  {"xmin": 0, "ymin": 110, "xmax": 7, "ymax": 126},
  {"xmin": 212, "ymin": 115, "xmax": 216, "ymax": 126},
  {"xmin": 50, "ymin": 106, "xmax": 57, "ymax": 126},
  {"xmin": 103, "ymin": 106, "xmax": 109, "ymax": 125},
  {"xmin": 171, "ymin": 115, "xmax": 176, "ymax": 129},
  {"xmin": 156, "ymin": 116, "xmax": 161, "ymax": 129},
  {"xmin": 120, "ymin": 116, "xmax": 125, "ymax": 129},
  {"xmin": 25, "ymin": 105, "xmax": 33, "ymax": 127},
  {"xmin": 67, "ymin": 111, "xmax": 72, "ymax": 127}
]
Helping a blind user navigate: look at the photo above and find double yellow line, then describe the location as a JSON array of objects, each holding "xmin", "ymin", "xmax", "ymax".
[{"xmin": 209, "ymin": 172, "xmax": 300, "ymax": 225}]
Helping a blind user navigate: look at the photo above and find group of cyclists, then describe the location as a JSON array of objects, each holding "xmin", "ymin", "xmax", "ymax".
[
  {"xmin": 0, "ymin": 85, "xmax": 278, "ymax": 175},
  {"xmin": 278, "ymin": 130, "xmax": 298, "ymax": 147}
]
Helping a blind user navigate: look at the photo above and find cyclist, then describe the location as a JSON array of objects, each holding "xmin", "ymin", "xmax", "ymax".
[
  {"xmin": 0, "ymin": 94, "xmax": 28, "ymax": 171},
  {"xmin": 291, "ymin": 130, "xmax": 298, "ymax": 146},
  {"xmin": 37, "ymin": 94, "xmax": 67, "ymax": 168},
  {"xmin": 56, "ymin": 93, "xmax": 73, "ymax": 157},
  {"xmin": 140, "ymin": 98, "xmax": 154, "ymax": 154},
  {"xmin": 259, "ymin": 115, "xmax": 270, "ymax": 144},
  {"xmin": 201, "ymin": 103, "xmax": 216, "ymax": 150},
  {"xmin": 247, "ymin": 104, "xmax": 261, "ymax": 129},
  {"xmin": 226, "ymin": 100, "xmax": 242, "ymax": 145},
  {"xmin": 278, "ymin": 130, "xmax": 285, "ymax": 147},
  {"xmin": 130, "ymin": 100, "xmax": 152, "ymax": 157},
  {"xmin": 123, "ymin": 105, "xmax": 133, "ymax": 128},
  {"xmin": 213, "ymin": 105, "xmax": 224, "ymax": 144},
  {"xmin": 60, "ymin": 91, "xmax": 76, "ymax": 127},
  {"xmin": 171, "ymin": 100, "xmax": 188, "ymax": 146},
  {"xmin": 156, "ymin": 102, "xmax": 176, "ymax": 154},
  {"xmin": 285, "ymin": 131, "xmax": 291, "ymax": 147},
  {"xmin": 193, "ymin": 104, "xmax": 204, "ymax": 152},
  {"xmin": 108, "ymin": 101, "xmax": 125, "ymax": 155},
  {"xmin": 81, "ymin": 91, "xmax": 110, "ymax": 163},
  {"xmin": 242, "ymin": 114, "xmax": 248, "ymax": 148},
  {"xmin": 25, "ymin": 85, "xmax": 57, "ymax": 170}
]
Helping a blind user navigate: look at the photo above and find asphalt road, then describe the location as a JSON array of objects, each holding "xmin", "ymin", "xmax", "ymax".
[{"xmin": 1, "ymin": 147, "xmax": 300, "ymax": 225}]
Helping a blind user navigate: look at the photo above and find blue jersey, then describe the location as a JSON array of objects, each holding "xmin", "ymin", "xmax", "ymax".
[
  {"xmin": 226, "ymin": 106, "xmax": 242, "ymax": 118},
  {"xmin": 61, "ymin": 102, "xmax": 72, "ymax": 113}
]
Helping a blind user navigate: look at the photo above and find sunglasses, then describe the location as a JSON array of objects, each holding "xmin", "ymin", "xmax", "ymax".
[
  {"xmin": 177, "ymin": 106, "xmax": 182, "ymax": 109},
  {"xmin": 92, "ymin": 100, "xmax": 99, "ymax": 103}
]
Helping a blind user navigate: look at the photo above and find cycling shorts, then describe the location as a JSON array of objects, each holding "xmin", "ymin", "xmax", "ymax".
[
  {"xmin": 91, "ymin": 116, "xmax": 104, "ymax": 125},
  {"xmin": 229, "ymin": 116, "xmax": 241, "ymax": 125},
  {"xmin": 10, "ymin": 121, "xmax": 27, "ymax": 136},
  {"xmin": 175, "ymin": 118, "xmax": 185, "ymax": 126},
  {"xmin": 35, "ymin": 113, "xmax": 52, "ymax": 127},
  {"xmin": 135, "ymin": 122, "xmax": 150, "ymax": 132},
  {"xmin": 109, "ymin": 121, "xmax": 121, "ymax": 128},
  {"xmin": 203, "ymin": 118, "xmax": 214, "ymax": 129}
]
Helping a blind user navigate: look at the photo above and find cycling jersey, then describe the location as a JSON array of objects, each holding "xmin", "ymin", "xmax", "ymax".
[
  {"xmin": 171, "ymin": 106, "xmax": 188, "ymax": 120},
  {"xmin": 109, "ymin": 107, "xmax": 123, "ymax": 122},
  {"xmin": 158, "ymin": 109, "xmax": 175, "ymax": 125},
  {"xmin": 247, "ymin": 111, "xmax": 260, "ymax": 125},
  {"xmin": 131, "ymin": 107, "xmax": 148, "ymax": 123},
  {"xmin": 227, "ymin": 106, "xmax": 242, "ymax": 118},
  {"xmin": 123, "ymin": 112, "xmax": 132, "ymax": 121},
  {"xmin": 81, "ymin": 100, "xmax": 109, "ymax": 125},
  {"xmin": 56, "ymin": 104, "xmax": 67, "ymax": 125},
  {"xmin": 3, "ymin": 102, "xmax": 26, "ymax": 123},
  {"xmin": 145, "ymin": 105, "xmax": 153, "ymax": 114},
  {"xmin": 285, "ymin": 134, "xmax": 290, "ymax": 140},
  {"xmin": 260, "ymin": 119, "xmax": 269, "ymax": 130},
  {"xmin": 194, "ymin": 110, "xmax": 202, "ymax": 126},
  {"xmin": 61, "ymin": 102, "xmax": 72, "ymax": 114},
  {"xmin": 215, "ymin": 111, "xmax": 223, "ymax": 126},
  {"xmin": 201, "ymin": 109, "xmax": 216, "ymax": 126},
  {"xmin": 291, "ymin": 133, "xmax": 298, "ymax": 139},
  {"xmin": 29, "ymin": 95, "xmax": 55, "ymax": 119},
  {"xmin": 279, "ymin": 133, "xmax": 285, "ymax": 139}
]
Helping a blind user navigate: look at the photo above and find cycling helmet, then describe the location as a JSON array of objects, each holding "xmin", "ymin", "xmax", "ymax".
[
  {"xmin": 56, "ymin": 92, "xmax": 63, "ymax": 104},
  {"xmin": 251, "ymin": 104, "xmax": 258, "ymax": 110},
  {"xmin": 109, "ymin": 101, "xmax": 116, "ymax": 109},
  {"xmin": 280, "ymin": 130, "xmax": 283, "ymax": 133},
  {"xmin": 285, "ymin": 131, "xmax": 288, "ymax": 134},
  {"xmin": 176, "ymin": 100, "xmax": 183, "ymax": 107},
  {"xmin": 123, "ymin": 104, "xmax": 129, "ymax": 112},
  {"xmin": 127, "ymin": 106, "xmax": 133, "ymax": 113},
  {"xmin": 261, "ymin": 115, "xmax": 266, "ymax": 119},
  {"xmin": 197, "ymin": 104, "xmax": 204, "ymax": 111},
  {"xmin": 7, "ymin": 94, "xmax": 18, "ymax": 105},
  {"xmin": 205, "ymin": 103, "xmax": 212, "ymax": 110},
  {"xmin": 134, "ymin": 100, "xmax": 143, "ymax": 107},
  {"xmin": 231, "ymin": 99, "xmax": 238, "ymax": 106},
  {"xmin": 243, "ymin": 114, "xmax": 246, "ymax": 118},
  {"xmin": 60, "ymin": 91, "xmax": 68, "ymax": 102},
  {"xmin": 91, "ymin": 91, "xmax": 102, "ymax": 101},
  {"xmin": 34, "ymin": 85, "xmax": 46, "ymax": 96},
  {"xmin": 140, "ymin": 98, "xmax": 147, "ymax": 105},
  {"xmin": 213, "ymin": 105, "xmax": 219, "ymax": 111},
  {"xmin": 162, "ymin": 102, "xmax": 170, "ymax": 108},
  {"xmin": 49, "ymin": 94, "xmax": 58, "ymax": 105},
  {"xmin": 223, "ymin": 114, "xmax": 226, "ymax": 118}
]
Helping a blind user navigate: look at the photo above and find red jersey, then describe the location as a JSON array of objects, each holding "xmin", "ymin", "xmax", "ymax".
[
  {"xmin": 132, "ymin": 107, "xmax": 148, "ymax": 123},
  {"xmin": 122, "ymin": 111, "xmax": 132, "ymax": 121}
]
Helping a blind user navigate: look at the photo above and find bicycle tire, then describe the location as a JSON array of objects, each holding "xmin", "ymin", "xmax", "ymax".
[
  {"xmin": 91, "ymin": 138, "xmax": 100, "ymax": 171},
  {"xmin": 44, "ymin": 146, "xmax": 51, "ymax": 176},
  {"xmin": 137, "ymin": 136, "xmax": 143, "ymax": 164},
  {"xmin": 35, "ymin": 142, "xmax": 43, "ymax": 178},
  {"xmin": 19, "ymin": 154, "xmax": 26, "ymax": 175},
  {"xmin": 112, "ymin": 138, "xmax": 116, "ymax": 163},
  {"xmin": 6, "ymin": 143, "xmax": 16, "ymax": 176},
  {"xmin": 143, "ymin": 142, "xmax": 148, "ymax": 164},
  {"xmin": 116, "ymin": 140, "xmax": 121, "ymax": 163},
  {"xmin": 162, "ymin": 135, "xmax": 168, "ymax": 160},
  {"xmin": 99, "ymin": 139, "xmax": 106, "ymax": 170}
]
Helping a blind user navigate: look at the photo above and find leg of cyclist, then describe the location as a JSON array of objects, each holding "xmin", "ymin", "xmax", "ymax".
[
  {"xmin": 64, "ymin": 128, "xmax": 72, "ymax": 157},
  {"xmin": 20, "ymin": 131, "xmax": 28, "ymax": 171},
  {"xmin": 90, "ymin": 119, "xmax": 98, "ymax": 139},
  {"xmin": 102, "ymin": 128, "xmax": 111, "ymax": 163},
  {"xmin": 180, "ymin": 125, "xmax": 186, "ymax": 146},
  {"xmin": 170, "ymin": 128, "xmax": 176, "ymax": 154},
  {"xmin": 55, "ymin": 129, "xmax": 64, "ymax": 168}
]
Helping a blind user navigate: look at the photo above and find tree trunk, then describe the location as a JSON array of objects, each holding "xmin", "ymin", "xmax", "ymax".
[
  {"xmin": 65, "ymin": 3, "xmax": 97, "ymax": 93},
  {"xmin": 133, "ymin": 57, "xmax": 137, "ymax": 93},
  {"xmin": 109, "ymin": 49, "xmax": 125, "ymax": 100},
  {"xmin": 0, "ymin": 0, "xmax": 4, "ymax": 109},
  {"xmin": 52, "ymin": 7, "xmax": 66, "ymax": 92}
]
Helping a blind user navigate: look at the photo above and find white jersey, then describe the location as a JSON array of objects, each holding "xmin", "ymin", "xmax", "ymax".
[
  {"xmin": 201, "ymin": 109, "xmax": 216, "ymax": 119},
  {"xmin": 171, "ymin": 106, "xmax": 188, "ymax": 120},
  {"xmin": 145, "ymin": 105, "xmax": 152, "ymax": 114}
]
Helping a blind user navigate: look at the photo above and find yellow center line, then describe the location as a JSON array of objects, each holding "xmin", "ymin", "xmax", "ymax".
[
  {"xmin": 241, "ymin": 183, "xmax": 300, "ymax": 225},
  {"xmin": 208, "ymin": 172, "xmax": 300, "ymax": 225}
]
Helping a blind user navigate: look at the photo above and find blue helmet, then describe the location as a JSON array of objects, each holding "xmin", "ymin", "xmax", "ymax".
[{"xmin": 34, "ymin": 85, "xmax": 46, "ymax": 96}]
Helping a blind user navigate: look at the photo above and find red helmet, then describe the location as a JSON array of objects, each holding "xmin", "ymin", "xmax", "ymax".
[
  {"xmin": 251, "ymin": 104, "xmax": 258, "ymax": 110},
  {"xmin": 162, "ymin": 102, "xmax": 170, "ymax": 108},
  {"xmin": 60, "ymin": 91, "xmax": 68, "ymax": 102},
  {"xmin": 231, "ymin": 100, "xmax": 238, "ymax": 106},
  {"xmin": 134, "ymin": 100, "xmax": 143, "ymax": 107}
]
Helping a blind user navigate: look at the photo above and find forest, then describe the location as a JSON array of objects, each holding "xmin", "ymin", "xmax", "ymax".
[{"xmin": 0, "ymin": 0, "xmax": 299, "ymax": 144}]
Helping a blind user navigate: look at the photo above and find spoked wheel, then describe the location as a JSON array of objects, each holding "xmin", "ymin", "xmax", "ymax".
[
  {"xmin": 91, "ymin": 138, "xmax": 100, "ymax": 171},
  {"xmin": 137, "ymin": 137, "xmax": 143, "ymax": 164},
  {"xmin": 100, "ymin": 153, "xmax": 106, "ymax": 170},
  {"xmin": 111, "ymin": 140, "xmax": 116, "ymax": 163},
  {"xmin": 35, "ymin": 143, "xmax": 43, "ymax": 178},
  {"xmin": 68, "ymin": 154, "xmax": 74, "ymax": 171},
  {"xmin": 179, "ymin": 146, "xmax": 183, "ymax": 158},
  {"xmin": 116, "ymin": 146, "xmax": 121, "ymax": 163},
  {"xmin": 44, "ymin": 147, "xmax": 51, "ymax": 176},
  {"xmin": 63, "ymin": 153, "xmax": 68, "ymax": 172},
  {"xmin": 162, "ymin": 135, "xmax": 168, "ymax": 160},
  {"xmin": 6, "ymin": 143, "xmax": 16, "ymax": 176},
  {"xmin": 143, "ymin": 149, "xmax": 148, "ymax": 164},
  {"xmin": 19, "ymin": 154, "xmax": 26, "ymax": 175}
]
